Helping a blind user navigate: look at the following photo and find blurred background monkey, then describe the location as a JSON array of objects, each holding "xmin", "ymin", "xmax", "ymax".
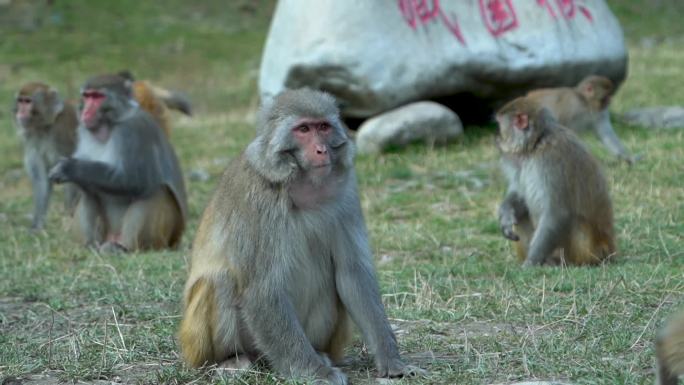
[
  {"xmin": 526, "ymin": 75, "xmax": 636, "ymax": 163},
  {"xmin": 49, "ymin": 74, "xmax": 187, "ymax": 252},
  {"xmin": 496, "ymin": 96, "xmax": 616, "ymax": 267},
  {"xmin": 13, "ymin": 82, "xmax": 78, "ymax": 230}
]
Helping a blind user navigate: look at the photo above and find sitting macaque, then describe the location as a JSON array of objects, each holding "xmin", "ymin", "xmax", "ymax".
[
  {"xmin": 496, "ymin": 96, "xmax": 616, "ymax": 267},
  {"xmin": 49, "ymin": 74, "xmax": 187, "ymax": 252},
  {"xmin": 526, "ymin": 75, "xmax": 636, "ymax": 163},
  {"xmin": 13, "ymin": 82, "xmax": 79, "ymax": 230},
  {"xmin": 178, "ymin": 89, "xmax": 425, "ymax": 384}
]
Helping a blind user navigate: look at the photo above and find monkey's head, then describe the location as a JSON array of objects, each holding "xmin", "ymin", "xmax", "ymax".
[
  {"xmin": 578, "ymin": 75, "xmax": 614, "ymax": 110},
  {"xmin": 496, "ymin": 97, "xmax": 556, "ymax": 154},
  {"xmin": 80, "ymin": 74, "xmax": 135, "ymax": 141},
  {"xmin": 14, "ymin": 82, "xmax": 64, "ymax": 134},
  {"xmin": 246, "ymin": 88, "xmax": 353, "ymax": 185}
]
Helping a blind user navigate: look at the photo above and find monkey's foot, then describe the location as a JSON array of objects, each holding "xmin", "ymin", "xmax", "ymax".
[
  {"xmin": 213, "ymin": 356, "xmax": 252, "ymax": 377},
  {"xmin": 378, "ymin": 358, "xmax": 428, "ymax": 378},
  {"xmin": 98, "ymin": 241, "xmax": 129, "ymax": 255}
]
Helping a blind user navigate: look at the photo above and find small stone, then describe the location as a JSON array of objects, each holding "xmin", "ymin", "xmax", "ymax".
[
  {"xmin": 189, "ymin": 168, "xmax": 210, "ymax": 182},
  {"xmin": 356, "ymin": 101, "xmax": 463, "ymax": 154}
]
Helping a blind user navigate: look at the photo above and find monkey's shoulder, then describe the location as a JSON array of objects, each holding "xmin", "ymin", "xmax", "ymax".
[{"xmin": 115, "ymin": 108, "xmax": 166, "ymax": 139}]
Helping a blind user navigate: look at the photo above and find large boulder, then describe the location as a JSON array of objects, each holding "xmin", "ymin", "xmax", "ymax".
[
  {"xmin": 259, "ymin": 0, "xmax": 627, "ymax": 119},
  {"xmin": 356, "ymin": 101, "xmax": 463, "ymax": 154}
]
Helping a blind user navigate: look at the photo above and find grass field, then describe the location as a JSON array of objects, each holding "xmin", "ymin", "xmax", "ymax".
[{"xmin": 1, "ymin": 1, "xmax": 683, "ymax": 384}]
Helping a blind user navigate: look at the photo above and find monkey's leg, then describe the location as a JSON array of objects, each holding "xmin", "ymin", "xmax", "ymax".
[
  {"xmin": 513, "ymin": 216, "xmax": 534, "ymax": 263},
  {"xmin": 239, "ymin": 284, "xmax": 346, "ymax": 383},
  {"xmin": 63, "ymin": 183, "xmax": 81, "ymax": 215},
  {"xmin": 75, "ymin": 192, "xmax": 104, "ymax": 247},
  {"xmin": 180, "ymin": 273, "xmax": 254, "ymax": 369},
  {"xmin": 324, "ymin": 302, "xmax": 352, "ymax": 364},
  {"xmin": 26, "ymin": 155, "xmax": 51, "ymax": 230},
  {"xmin": 119, "ymin": 187, "xmax": 181, "ymax": 251},
  {"xmin": 523, "ymin": 214, "xmax": 570, "ymax": 267},
  {"xmin": 595, "ymin": 109, "xmax": 634, "ymax": 163},
  {"xmin": 180, "ymin": 277, "xmax": 219, "ymax": 367}
]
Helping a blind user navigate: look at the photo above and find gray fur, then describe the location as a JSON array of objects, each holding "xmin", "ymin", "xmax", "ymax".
[
  {"xmin": 184, "ymin": 89, "xmax": 422, "ymax": 383},
  {"xmin": 49, "ymin": 80, "xmax": 187, "ymax": 248},
  {"xmin": 497, "ymin": 98, "xmax": 614, "ymax": 267}
]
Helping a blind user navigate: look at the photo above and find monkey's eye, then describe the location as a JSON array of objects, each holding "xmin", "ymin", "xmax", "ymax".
[
  {"xmin": 295, "ymin": 125, "xmax": 310, "ymax": 133},
  {"xmin": 17, "ymin": 97, "xmax": 31, "ymax": 104},
  {"xmin": 82, "ymin": 90, "xmax": 106, "ymax": 100},
  {"xmin": 319, "ymin": 122, "xmax": 331, "ymax": 131}
]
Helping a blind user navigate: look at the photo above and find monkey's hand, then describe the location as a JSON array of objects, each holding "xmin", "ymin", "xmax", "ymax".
[
  {"xmin": 377, "ymin": 357, "xmax": 428, "ymax": 378},
  {"xmin": 498, "ymin": 209, "xmax": 520, "ymax": 241},
  {"xmin": 48, "ymin": 158, "xmax": 73, "ymax": 184}
]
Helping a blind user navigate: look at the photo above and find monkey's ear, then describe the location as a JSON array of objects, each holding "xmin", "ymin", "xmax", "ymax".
[{"xmin": 514, "ymin": 113, "xmax": 528, "ymax": 130}]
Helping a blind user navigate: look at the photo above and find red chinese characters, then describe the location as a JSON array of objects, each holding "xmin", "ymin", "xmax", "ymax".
[
  {"xmin": 479, "ymin": 0, "xmax": 519, "ymax": 37},
  {"xmin": 398, "ymin": 0, "xmax": 466, "ymax": 45}
]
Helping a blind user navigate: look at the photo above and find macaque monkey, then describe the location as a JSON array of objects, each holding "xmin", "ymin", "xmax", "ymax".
[
  {"xmin": 13, "ymin": 82, "xmax": 79, "ymax": 230},
  {"xmin": 526, "ymin": 75, "xmax": 636, "ymax": 163},
  {"xmin": 118, "ymin": 70, "xmax": 192, "ymax": 137},
  {"xmin": 178, "ymin": 89, "xmax": 424, "ymax": 384},
  {"xmin": 656, "ymin": 311, "xmax": 684, "ymax": 385},
  {"xmin": 49, "ymin": 74, "xmax": 188, "ymax": 252},
  {"xmin": 496, "ymin": 96, "xmax": 616, "ymax": 267}
]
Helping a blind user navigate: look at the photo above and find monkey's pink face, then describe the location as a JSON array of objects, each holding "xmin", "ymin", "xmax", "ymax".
[
  {"xmin": 292, "ymin": 119, "xmax": 334, "ymax": 177},
  {"xmin": 81, "ymin": 89, "xmax": 106, "ymax": 129},
  {"xmin": 15, "ymin": 96, "xmax": 33, "ymax": 126}
]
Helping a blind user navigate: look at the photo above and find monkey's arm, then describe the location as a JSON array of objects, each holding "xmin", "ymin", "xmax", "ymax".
[
  {"xmin": 24, "ymin": 152, "xmax": 52, "ymax": 230},
  {"xmin": 49, "ymin": 158, "xmax": 158, "ymax": 197},
  {"xmin": 333, "ymin": 197, "xmax": 421, "ymax": 378},
  {"xmin": 595, "ymin": 109, "xmax": 634, "ymax": 163},
  {"xmin": 240, "ymin": 283, "xmax": 345, "ymax": 382},
  {"xmin": 498, "ymin": 191, "xmax": 528, "ymax": 241},
  {"xmin": 523, "ymin": 210, "xmax": 571, "ymax": 267}
]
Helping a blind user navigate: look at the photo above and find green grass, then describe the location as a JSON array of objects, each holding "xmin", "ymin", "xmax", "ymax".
[{"xmin": 1, "ymin": 1, "xmax": 683, "ymax": 384}]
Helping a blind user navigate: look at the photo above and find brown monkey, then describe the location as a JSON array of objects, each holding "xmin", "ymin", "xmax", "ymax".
[
  {"xmin": 526, "ymin": 75, "xmax": 636, "ymax": 163},
  {"xmin": 48, "ymin": 74, "xmax": 187, "ymax": 252},
  {"xmin": 178, "ymin": 89, "xmax": 424, "ymax": 384},
  {"xmin": 656, "ymin": 311, "xmax": 684, "ymax": 385},
  {"xmin": 13, "ymin": 82, "xmax": 79, "ymax": 230},
  {"xmin": 118, "ymin": 70, "xmax": 192, "ymax": 137},
  {"xmin": 496, "ymin": 96, "xmax": 616, "ymax": 267}
]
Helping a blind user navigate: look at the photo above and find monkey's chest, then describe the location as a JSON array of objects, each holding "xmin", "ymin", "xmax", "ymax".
[{"xmin": 283, "ymin": 233, "xmax": 339, "ymax": 347}]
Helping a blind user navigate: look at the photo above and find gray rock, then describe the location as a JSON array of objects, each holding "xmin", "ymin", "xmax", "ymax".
[
  {"xmin": 260, "ymin": 1, "xmax": 627, "ymax": 119},
  {"xmin": 356, "ymin": 101, "xmax": 462, "ymax": 154},
  {"xmin": 622, "ymin": 106, "xmax": 684, "ymax": 130}
]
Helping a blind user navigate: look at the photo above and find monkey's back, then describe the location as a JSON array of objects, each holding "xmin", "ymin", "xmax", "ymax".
[
  {"xmin": 527, "ymin": 88, "xmax": 595, "ymax": 132},
  {"xmin": 523, "ymin": 127, "xmax": 615, "ymax": 265},
  {"xmin": 53, "ymin": 103, "xmax": 79, "ymax": 157}
]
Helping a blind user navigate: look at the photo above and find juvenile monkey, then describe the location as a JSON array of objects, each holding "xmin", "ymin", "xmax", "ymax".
[
  {"xmin": 656, "ymin": 311, "xmax": 684, "ymax": 385},
  {"xmin": 118, "ymin": 70, "xmax": 192, "ymax": 137},
  {"xmin": 496, "ymin": 96, "xmax": 616, "ymax": 267},
  {"xmin": 526, "ymin": 75, "xmax": 636, "ymax": 163},
  {"xmin": 178, "ymin": 89, "xmax": 424, "ymax": 384},
  {"xmin": 13, "ymin": 82, "xmax": 79, "ymax": 230},
  {"xmin": 49, "ymin": 74, "xmax": 187, "ymax": 252}
]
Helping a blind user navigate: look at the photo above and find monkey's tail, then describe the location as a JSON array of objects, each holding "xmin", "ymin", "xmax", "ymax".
[
  {"xmin": 657, "ymin": 311, "xmax": 684, "ymax": 384},
  {"xmin": 150, "ymin": 85, "xmax": 193, "ymax": 116}
]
